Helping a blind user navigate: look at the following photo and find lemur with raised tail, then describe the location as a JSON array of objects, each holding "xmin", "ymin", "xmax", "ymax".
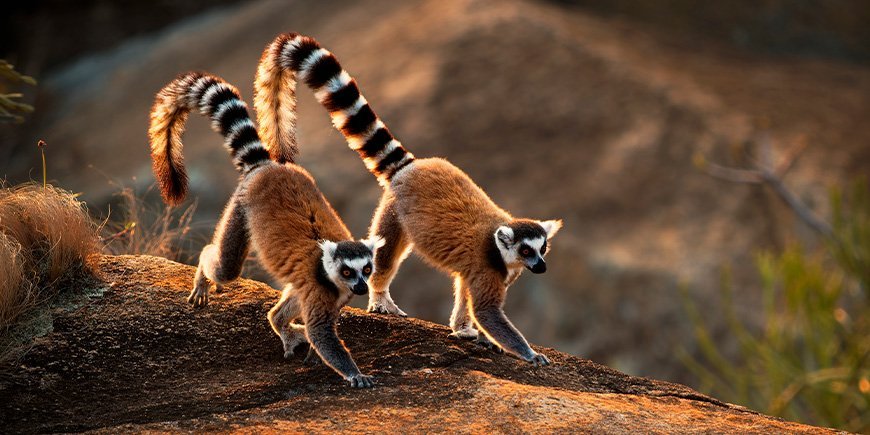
[
  {"xmin": 254, "ymin": 34, "xmax": 562, "ymax": 366},
  {"xmin": 149, "ymin": 71, "xmax": 384, "ymax": 387}
]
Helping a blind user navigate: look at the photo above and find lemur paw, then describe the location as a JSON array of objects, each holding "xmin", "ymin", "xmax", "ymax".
[
  {"xmin": 475, "ymin": 335, "xmax": 504, "ymax": 354},
  {"xmin": 282, "ymin": 338, "xmax": 308, "ymax": 359},
  {"xmin": 448, "ymin": 326, "xmax": 479, "ymax": 340},
  {"xmin": 528, "ymin": 352, "xmax": 551, "ymax": 367},
  {"xmin": 367, "ymin": 294, "xmax": 408, "ymax": 317},
  {"xmin": 214, "ymin": 283, "xmax": 225, "ymax": 294},
  {"xmin": 303, "ymin": 347, "xmax": 321, "ymax": 366},
  {"xmin": 347, "ymin": 373, "xmax": 375, "ymax": 388},
  {"xmin": 187, "ymin": 285, "xmax": 209, "ymax": 307}
]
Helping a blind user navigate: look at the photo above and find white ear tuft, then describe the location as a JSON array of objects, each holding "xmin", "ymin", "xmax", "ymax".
[
  {"xmin": 361, "ymin": 235, "xmax": 386, "ymax": 253},
  {"xmin": 495, "ymin": 226, "xmax": 514, "ymax": 247},
  {"xmin": 538, "ymin": 219, "xmax": 563, "ymax": 239},
  {"xmin": 318, "ymin": 240, "xmax": 338, "ymax": 258}
]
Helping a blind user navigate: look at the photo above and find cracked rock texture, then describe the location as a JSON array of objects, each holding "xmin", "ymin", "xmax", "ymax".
[{"xmin": 0, "ymin": 255, "xmax": 843, "ymax": 433}]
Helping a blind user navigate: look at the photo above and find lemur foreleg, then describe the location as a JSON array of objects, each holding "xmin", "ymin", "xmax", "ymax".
[
  {"xmin": 366, "ymin": 192, "xmax": 411, "ymax": 316},
  {"xmin": 189, "ymin": 191, "xmax": 250, "ymax": 307},
  {"xmin": 467, "ymin": 274, "xmax": 550, "ymax": 366},
  {"xmin": 303, "ymin": 304, "xmax": 374, "ymax": 388}
]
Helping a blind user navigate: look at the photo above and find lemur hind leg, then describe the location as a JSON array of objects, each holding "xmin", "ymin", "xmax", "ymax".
[
  {"xmin": 467, "ymin": 274, "xmax": 550, "ymax": 366},
  {"xmin": 448, "ymin": 275, "xmax": 479, "ymax": 340},
  {"xmin": 367, "ymin": 191, "xmax": 411, "ymax": 316},
  {"xmin": 268, "ymin": 284, "xmax": 308, "ymax": 358},
  {"xmin": 189, "ymin": 192, "xmax": 250, "ymax": 307}
]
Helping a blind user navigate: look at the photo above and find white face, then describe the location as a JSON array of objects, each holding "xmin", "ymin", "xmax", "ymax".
[
  {"xmin": 494, "ymin": 220, "xmax": 561, "ymax": 274},
  {"xmin": 319, "ymin": 237, "xmax": 385, "ymax": 295}
]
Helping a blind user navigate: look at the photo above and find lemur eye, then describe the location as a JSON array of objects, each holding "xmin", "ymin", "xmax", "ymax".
[
  {"xmin": 521, "ymin": 248, "xmax": 531, "ymax": 256},
  {"xmin": 342, "ymin": 269, "xmax": 352, "ymax": 277},
  {"xmin": 540, "ymin": 243, "xmax": 547, "ymax": 255},
  {"xmin": 363, "ymin": 266, "xmax": 372, "ymax": 275}
]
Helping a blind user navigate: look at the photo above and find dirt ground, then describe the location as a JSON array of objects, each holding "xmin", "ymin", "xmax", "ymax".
[
  {"xmin": 0, "ymin": 255, "xmax": 840, "ymax": 433},
  {"xmin": 3, "ymin": 0, "xmax": 869, "ymax": 383}
]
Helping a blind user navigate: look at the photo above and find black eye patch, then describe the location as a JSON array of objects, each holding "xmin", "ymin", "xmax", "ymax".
[
  {"xmin": 362, "ymin": 263, "xmax": 373, "ymax": 276},
  {"xmin": 340, "ymin": 266, "xmax": 356, "ymax": 279},
  {"xmin": 540, "ymin": 241, "xmax": 547, "ymax": 255},
  {"xmin": 518, "ymin": 244, "xmax": 534, "ymax": 258}
]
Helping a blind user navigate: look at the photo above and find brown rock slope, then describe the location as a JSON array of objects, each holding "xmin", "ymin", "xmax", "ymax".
[
  {"xmin": 0, "ymin": 255, "xmax": 840, "ymax": 433},
  {"xmin": 7, "ymin": 0, "xmax": 870, "ymax": 382}
]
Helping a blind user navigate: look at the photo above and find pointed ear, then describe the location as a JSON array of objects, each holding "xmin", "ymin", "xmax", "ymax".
[
  {"xmin": 495, "ymin": 226, "xmax": 514, "ymax": 247},
  {"xmin": 538, "ymin": 219, "xmax": 563, "ymax": 239},
  {"xmin": 361, "ymin": 235, "xmax": 386, "ymax": 253},
  {"xmin": 318, "ymin": 240, "xmax": 338, "ymax": 258}
]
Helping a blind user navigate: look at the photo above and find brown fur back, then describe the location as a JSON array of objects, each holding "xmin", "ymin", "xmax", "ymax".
[
  {"xmin": 391, "ymin": 158, "xmax": 511, "ymax": 275},
  {"xmin": 243, "ymin": 164, "xmax": 351, "ymax": 286}
]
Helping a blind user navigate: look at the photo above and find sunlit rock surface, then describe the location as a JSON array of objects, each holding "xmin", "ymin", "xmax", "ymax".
[
  {"xmin": 8, "ymin": 0, "xmax": 870, "ymax": 382},
  {"xmin": 0, "ymin": 255, "xmax": 841, "ymax": 433}
]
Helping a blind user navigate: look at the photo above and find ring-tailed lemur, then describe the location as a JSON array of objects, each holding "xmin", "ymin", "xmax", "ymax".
[
  {"xmin": 149, "ymin": 71, "xmax": 385, "ymax": 387},
  {"xmin": 254, "ymin": 34, "xmax": 562, "ymax": 366}
]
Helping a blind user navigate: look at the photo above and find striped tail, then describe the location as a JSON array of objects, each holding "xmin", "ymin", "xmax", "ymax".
[
  {"xmin": 255, "ymin": 33, "xmax": 414, "ymax": 186},
  {"xmin": 149, "ymin": 72, "xmax": 274, "ymax": 205}
]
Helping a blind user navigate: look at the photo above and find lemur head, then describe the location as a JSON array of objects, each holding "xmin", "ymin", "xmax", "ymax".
[
  {"xmin": 495, "ymin": 219, "xmax": 562, "ymax": 274},
  {"xmin": 319, "ymin": 237, "xmax": 385, "ymax": 295}
]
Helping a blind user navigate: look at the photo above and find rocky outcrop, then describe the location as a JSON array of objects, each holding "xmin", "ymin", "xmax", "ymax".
[
  {"xmin": 9, "ymin": 0, "xmax": 870, "ymax": 383},
  {"xmin": 0, "ymin": 255, "xmax": 840, "ymax": 433}
]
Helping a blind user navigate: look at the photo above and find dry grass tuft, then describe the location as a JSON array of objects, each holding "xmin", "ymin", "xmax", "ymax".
[
  {"xmin": 101, "ymin": 185, "xmax": 199, "ymax": 263},
  {"xmin": 0, "ymin": 233, "xmax": 33, "ymax": 328},
  {"xmin": 0, "ymin": 183, "xmax": 99, "ymax": 330}
]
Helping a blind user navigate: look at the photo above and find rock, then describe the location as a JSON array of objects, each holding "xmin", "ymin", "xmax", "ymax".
[
  {"xmin": 8, "ymin": 0, "xmax": 870, "ymax": 382},
  {"xmin": 0, "ymin": 255, "xmax": 840, "ymax": 433}
]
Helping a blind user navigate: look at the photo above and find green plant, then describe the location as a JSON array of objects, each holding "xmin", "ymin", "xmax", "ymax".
[
  {"xmin": 682, "ymin": 179, "xmax": 870, "ymax": 432},
  {"xmin": 0, "ymin": 59, "xmax": 35, "ymax": 123}
]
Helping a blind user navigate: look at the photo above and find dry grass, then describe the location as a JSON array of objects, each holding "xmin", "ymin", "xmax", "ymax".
[
  {"xmin": 0, "ymin": 183, "xmax": 99, "ymax": 331},
  {"xmin": 0, "ymin": 181, "xmax": 203, "ymax": 366},
  {"xmin": 101, "ymin": 185, "xmax": 199, "ymax": 263},
  {"xmin": 100, "ymin": 184, "xmax": 270, "ymax": 284},
  {"xmin": 0, "ymin": 232, "xmax": 34, "ymax": 328}
]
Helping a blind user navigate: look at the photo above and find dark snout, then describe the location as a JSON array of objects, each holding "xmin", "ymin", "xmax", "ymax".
[
  {"xmin": 351, "ymin": 279, "xmax": 369, "ymax": 295},
  {"xmin": 528, "ymin": 258, "xmax": 547, "ymax": 274}
]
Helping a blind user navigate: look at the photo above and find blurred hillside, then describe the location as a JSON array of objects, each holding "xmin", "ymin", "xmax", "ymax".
[
  {"xmin": 1, "ymin": 0, "xmax": 868, "ymax": 383},
  {"xmin": 560, "ymin": 0, "xmax": 870, "ymax": 62},
  {"xmin": 0, "ymin": 0, "xmax": 245, "ymax": 73}
]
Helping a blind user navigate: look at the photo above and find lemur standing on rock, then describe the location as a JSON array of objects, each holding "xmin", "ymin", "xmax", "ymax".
[
  {"xmin": 149, "ymin": 71, "xmax": 384, "ymax": 387},
  {"xmin": 255, "ymin": 34, "xmax": 562, "ymax": 366}
]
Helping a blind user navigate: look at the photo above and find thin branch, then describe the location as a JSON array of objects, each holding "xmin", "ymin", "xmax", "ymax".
[
  {"xmin": 759, "ymin": 170, "xmax": 833, "ymax": 237},
  {"xmin": 698, "ymin": 134, "xmax": 833, "ymax": 239},
  {"xmin": 702, "ymin": 161, "xmax": 764, "ymax": 184}
]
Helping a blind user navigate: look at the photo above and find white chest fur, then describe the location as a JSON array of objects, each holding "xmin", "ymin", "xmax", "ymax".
[
  {"xmin": 336, "ymin": 291, "xmax": 353, "ymax": 309},
  {"xmin": 505, "ymin": 267, "xmax": 523, "ymax": 287}
]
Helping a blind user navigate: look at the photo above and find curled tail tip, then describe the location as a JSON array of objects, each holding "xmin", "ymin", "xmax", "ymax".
[
  {"xmin": 151, "ymin": 154, "xmax": 188, "ymax": 206},
  {"xmin": 149, "ymin": 71, "xmax": 269, "ymax": 204},
  {"xmin": 149, "ymin": 73, "xmax": 205, "ymax": 206}
]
